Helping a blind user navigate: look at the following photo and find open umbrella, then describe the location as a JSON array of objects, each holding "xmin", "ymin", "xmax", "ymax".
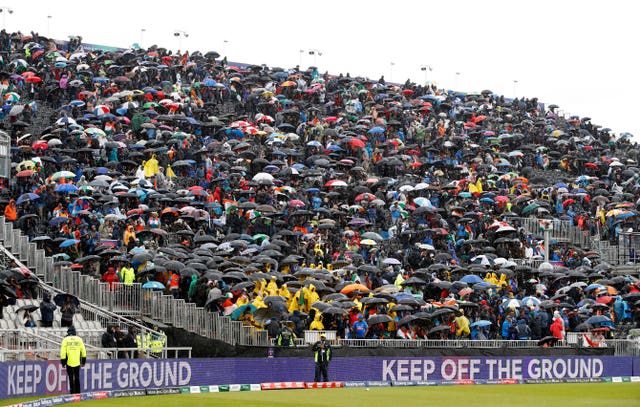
[
  {"xmin": 59, "ymin": 239, "xmax": 80, "ymax": 248},
  {"xmin": 142, "ymin": 281, "xmax": 165, "ymax": 290},
  {"xmin": 470, "ymin": 320, "xmax": 492, "ymax": 328},
  {"xmin": 17, "ymin": 304, "xmax": 39, "ymax": 313},
  {"xmin": 367, "ymin": 314, "xmax": 392, "ymax": 325},
  {"xmin": 53, "ymin": 293, "xmax": 80, "ymax": 307},
  {"xmin": 340, "ymin": 283, "xmax": 370, "ymax": 294}
]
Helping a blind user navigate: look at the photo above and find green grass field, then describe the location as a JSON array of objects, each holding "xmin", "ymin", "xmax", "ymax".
[{"xmin": 4, "ymin": 383, "xmax": 639, "ymax": 407}]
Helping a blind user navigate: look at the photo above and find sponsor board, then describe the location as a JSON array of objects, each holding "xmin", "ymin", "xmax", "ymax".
[
  {"xmin": 146, "ymin": 387, "xmax": 180, "ymax": 395},
  {"xmin": 0, "ymin": 356, "xmax": 635, "ymax": 399}
]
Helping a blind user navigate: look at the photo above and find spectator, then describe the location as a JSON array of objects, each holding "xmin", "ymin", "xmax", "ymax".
[
  {"xmin": 101, "ymin": 326, "xmax": 117, "ymax": 349},
  {"xmin": 352, "ymin": 314, "xmax": 368, "ymax": 339},
  {"xmin": 39, "ymin": 292, "xmax": 56, "ymax": 327},
  {"xmin": 60, "ymin": 296, "xmax": 77, "ymax": 328}
]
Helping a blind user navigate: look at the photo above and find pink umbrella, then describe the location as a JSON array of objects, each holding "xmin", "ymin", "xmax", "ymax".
[{"xmin": 288, "ymin": 199, "xmax": 305, "ymax": 208}]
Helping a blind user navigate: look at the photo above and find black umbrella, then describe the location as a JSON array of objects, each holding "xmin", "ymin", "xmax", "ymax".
[
  {"xmin": 17, "ymin": 304, "xmax": 39, "ymax": 313},
  {"xmin": 54, "ymin": 293, "xmax": 80, "ymax": 307},
  {"xmin": 538, "ymin": 336, "xmax": 559, "ymax": 347},
  {"xmin": 367, "ymin": 314, "xmax": 392, "ymax": 325},
  {"xmin": 428, "ymin": 325, "xmax": 451, "ymax": 335}
]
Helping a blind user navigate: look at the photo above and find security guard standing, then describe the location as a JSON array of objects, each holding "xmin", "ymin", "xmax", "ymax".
[
  {"xmin": 149, "ymin": 325, "xmax": 166, "ymax": 357},
  {"xmin": 136, "ymin": 328, "xmax": 148, "ymax": 358},
  {"xmin": 60, "ymin": 325, "xmax": 86, "ymax": 394},
  {"xmin": 312, "ymin": 334, "xmax": 332, "ymax": 382}
]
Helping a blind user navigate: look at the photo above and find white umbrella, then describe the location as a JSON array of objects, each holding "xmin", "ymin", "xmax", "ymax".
[{"xmin": 252, "ymin": 172, "xmax": 274, "ymax": 183}]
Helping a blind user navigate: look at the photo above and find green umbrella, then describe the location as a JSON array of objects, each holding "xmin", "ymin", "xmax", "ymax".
[{"xmin": 521, "ymin": 203, "xmax": 540, "ymax": 214}]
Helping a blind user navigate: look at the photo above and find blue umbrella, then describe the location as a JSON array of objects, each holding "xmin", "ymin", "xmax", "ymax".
[
  {"xmin": 368, "ymin": 126, "xmax": 385, "ymax": 134},
  {"xmin": 55, "ymin": 184, "xmax": 79, "ymax": 193},
  {"xmin": 59, "ymin": 239, "xmax": 80, "ymax": 248},
  {"xmin": 585, "ymin": 315, "xmax": 614, "ymax": 328},
  {"xmin": 470, "ymin": 320, "xmax": 492, "ymax": 328},
  {"xmin": 16, "ymin": 193, "xmax": 40, "ymax": 204},
  {"xmin": 142, "ymin": 281, "xmax": 165, "ymax": 290},
  {"xmin": 521, "ymin": 296, "xmax": 542, "ymax": 308},
  {"xmin": 460, "ymin": 275, "xmax": 484, "ymax": 284},
  {"xmin": 49, "ymin": 217, "xmax": 69, "ymax": 227},
  {"xmin": 203, "ymin": 78, "xmax": 217, "ymax": 87},
  {"xmin": 231, "ymin": 304, "xmax": 257, "ymax": 320},
  {"xmin": 584, "ymin": 283, "xmax": 605, "ymax": 292}
]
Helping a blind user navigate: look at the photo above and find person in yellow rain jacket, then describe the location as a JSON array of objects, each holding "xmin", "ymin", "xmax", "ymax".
[
  {"xmin": 303, "ymin": 285, "xmax": 320, "ymax": 313},
  {"xmin": 279, "ymin": 283, "xmax": 291, "ymax": 301},
  {"xmin": 144, "ymin": 153, "xmax": 159, "ymax": 177},
  {"xmin": 265, "ymin": 276, "xmax": 279, "ymax": 295},
  {"xmin": 60, "ymin": 326, "xmax": 86, "ymax": 394},
  {"xmin": 309, "ymin": 313, "xmax": 324, "ymax": 330}
]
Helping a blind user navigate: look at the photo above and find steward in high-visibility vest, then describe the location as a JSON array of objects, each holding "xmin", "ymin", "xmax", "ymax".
[
  {"xmin": 149, "ymin": 325, "xmax": 166, "ymax": 356},
  {"xmin": 60, "ymin": 326, "xmax": 86, "ymax": 394}
]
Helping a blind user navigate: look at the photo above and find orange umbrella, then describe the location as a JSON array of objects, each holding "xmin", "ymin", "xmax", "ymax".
[
  {"xmin": 281, "ymin": 80, "xmax": 296, "ymax": 87},
  {"xmin": 340, "ymin": 283, "xmax": 370, "ymax": 294}
]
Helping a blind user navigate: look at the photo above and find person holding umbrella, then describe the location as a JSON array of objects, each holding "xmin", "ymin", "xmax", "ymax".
[
  {"xmin": 60, "ymin": 325, "xmax": 86, "ymax": 394},
  {"xmin": 312, "ymin": 334, "xmax": 332, "ymax": 382},
  {"xmin": 57, "ymin": 294, "xmax": 78, "ymax": 327}
]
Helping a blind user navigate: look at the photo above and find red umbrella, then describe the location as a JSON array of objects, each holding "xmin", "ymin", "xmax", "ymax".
[
  {"xmin": 325, "ymin": 180, "xmax": 347, "ymax": 187},
  {"xmin": 16, "ymin": 169, "xmax": 35, "ymax": 177},
  {"xmin": 562, "ymin": 199, "xmax": 575, "ymax": 207},
  {"xmin": 596, "ymin": 296, "xmax": 613, "ymax": 304},
  {"xmin": 31, "ymin": 49, "xmax": 44, "ymax": 59},
  {"xmin": 25, "ymin": 76, "xmax": 42, "ymax": 83},
  {"xmin": 401, "ymin": 89, "xmax": 414, "ymax": 96},
  {"xmin": 355, "ymin": 193, "xmax": 375, "ymax": 202},
  {"xmin": 348, "ymin": 138, "xmax": 366, "ymax": 148},
  {"xmin": 31, "ymin": 140, "xmax": 48, "ymax": 150}
]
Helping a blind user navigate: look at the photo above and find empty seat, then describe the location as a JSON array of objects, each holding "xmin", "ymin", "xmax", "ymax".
[{"xmin": 88, "ymin": 321, "xmax": 102, "ymax": 330}]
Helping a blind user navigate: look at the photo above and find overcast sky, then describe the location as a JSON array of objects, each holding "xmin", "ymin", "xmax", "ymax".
[{"xmin": 5, "ymin": 0, "xmax": 639, "ymax": 139}]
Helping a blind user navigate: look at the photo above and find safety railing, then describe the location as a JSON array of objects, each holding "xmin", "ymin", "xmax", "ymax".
[
  {"xmin": 264, "ymin": 337, "xmax": 639, "ymax": 356},
  {"xmin": 0, "ymin": 329, "xmax": 106, "ymax": 350},
  {"xmin": 97, "ymin": 346, "xmax": 192, "ymax": 359},
  {"xmin": 513, "ymin": 217, "xmax": 593, "ymax": 249}
]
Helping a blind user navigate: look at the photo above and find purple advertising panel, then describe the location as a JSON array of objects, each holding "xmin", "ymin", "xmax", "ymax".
[{"xmin": 0, "ymin": 356, "xmax": 635, "ymax": 399}]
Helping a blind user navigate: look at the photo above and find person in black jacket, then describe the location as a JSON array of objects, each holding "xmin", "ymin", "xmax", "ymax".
[
  {"xmin": 121, "ymin": 326, "xmax": 138, "ymax": 359},
  {"xmin": 39, "ymin": 292, "xmax": 56, "ymax": 327},
  {"xmin": 101, "ymin": 326, "xmax": 117, "ymax": 349}
]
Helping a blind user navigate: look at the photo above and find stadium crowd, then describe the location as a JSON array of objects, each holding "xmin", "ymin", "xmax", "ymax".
[{"xmin": 0, "ymin": 28, "xmax": 638, "ymax": 345}]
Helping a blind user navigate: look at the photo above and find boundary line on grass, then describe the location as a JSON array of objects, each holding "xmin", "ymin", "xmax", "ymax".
[{"xmin": 3, "ymin": 377, "xmax": 640, "ymax": 406}]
